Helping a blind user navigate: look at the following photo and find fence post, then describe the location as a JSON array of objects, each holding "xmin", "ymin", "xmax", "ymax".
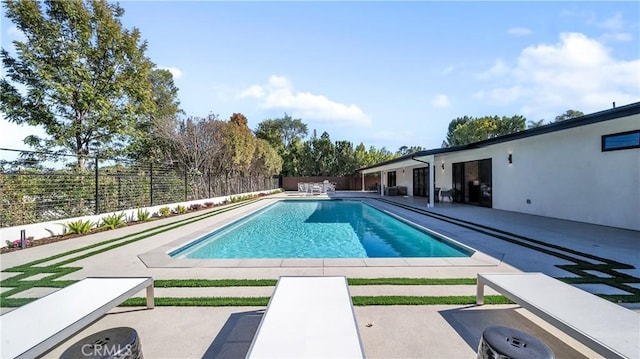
[
  {"xmin": 208, "ymin": 169, "xmax": 211, "ymax": 199},
  {"xmin": 150, "ymin": 162, "xmax": 154, "ymax": 206},
  {"xmin": 94, "ymin": 153, "xmax": 99, "ymax": 214}
]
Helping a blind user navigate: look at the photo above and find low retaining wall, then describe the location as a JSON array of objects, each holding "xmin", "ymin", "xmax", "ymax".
[{"xmin": 1, "ymin": 189, "xmax": 281, "ymax": 246}]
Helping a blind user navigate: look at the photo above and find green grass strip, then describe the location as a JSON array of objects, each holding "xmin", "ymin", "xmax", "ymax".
[
  {"xmin": 154, "ymin": 279, "xmax": 278, "ymax": 287},
  {"xmin": 352, "ymin": 295, "xmax": 512, "ymax": 305},
  {"xmin": 347, "ymin": 278, "xmax": 476, "ymax": 285},
  {"xmin": 0, "ymin": 297, "xmax": 36, "ymax": 307},
  {"xmin": 120, "ymin": 295, "xmax": 511, "ymax": 307},
  {"xmin": 122, "ymin": 297, "xmax": 270, "ymax": 307}
]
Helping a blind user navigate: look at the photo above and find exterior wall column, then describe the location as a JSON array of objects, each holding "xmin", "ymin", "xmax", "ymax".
[
  {"xmin": 361, "ymin": 173, "xmax": 365, "ymax": 192},
  {"xmin": 380, "ymin": 170, "xmax": 384, "ymax": 197},
  {"xmin": 427, "ymin": 155, "xmax": 435, "ymax": 208}
]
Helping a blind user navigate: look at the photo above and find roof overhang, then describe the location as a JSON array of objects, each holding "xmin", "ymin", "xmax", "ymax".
[{"xmin": 359, "ymin": 154, "xmax": 434, "ymax": 174}]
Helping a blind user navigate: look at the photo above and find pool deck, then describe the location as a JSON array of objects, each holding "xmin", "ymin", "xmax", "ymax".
[{"xmin": 1, "ymin": 191, "xmax": 638, "ymax": 358}]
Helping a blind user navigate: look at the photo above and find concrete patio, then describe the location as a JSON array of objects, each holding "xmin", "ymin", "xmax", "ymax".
[{"xmin": 1, "ymin": 191, "xmax": 638, "ymax": 358}]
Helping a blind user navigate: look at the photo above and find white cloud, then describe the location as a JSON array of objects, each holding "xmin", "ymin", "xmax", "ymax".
[
  {"xmin": 239, "ymin": 75, "xmax": 371, "ymax": 127},
  {"xmin": 597, "ymin": 12, "xmax": 624, "ymax": 32},
  {"xmin": 507, "ymin": 27, "xmax": 532, "ymax": 36},
  {"xmin": 159, "ymin": 66, "xmax": 183, "ymax": 80},
  {"xmin": 477, "ymin": 59, "xmax": 509, "ymax": 79},
  {"xmin": 431, "ymin": 94, "xmax": 451, "ymax": 108},
  {"xmin": 596, "ymin": 13, "xmax": 633, "ymax": 43},
  {"xmin": 475, "ymin": 32, "xmax": 640, "ymax": 119}
]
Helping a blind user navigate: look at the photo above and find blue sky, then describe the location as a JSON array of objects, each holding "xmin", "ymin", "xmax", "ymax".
[{"xmin": 1, "ymin": 1, "xmax": 639, "ymax": 158}]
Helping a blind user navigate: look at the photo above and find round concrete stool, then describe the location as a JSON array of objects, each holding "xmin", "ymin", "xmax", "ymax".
[
  {"xmin": 59, "ymin": 327, "xmax": 142, "ymax": 359},
  {"xmin": 478, "ymin": 326, "xmax": 554, "ymax": 359}
]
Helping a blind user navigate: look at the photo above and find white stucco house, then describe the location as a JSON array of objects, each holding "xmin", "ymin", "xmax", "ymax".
[{"xmin": 359, "ymin": 102, "xmax": 640, "ymax": 231}]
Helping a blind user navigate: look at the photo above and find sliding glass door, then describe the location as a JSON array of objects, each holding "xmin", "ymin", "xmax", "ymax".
[
  {"xmin": 451, "ymin": 159, "xmax": 492, "ymax": 207},
  {"xmin": 412, "ymin": 167, "xmax": 429, "ymax": 197}
]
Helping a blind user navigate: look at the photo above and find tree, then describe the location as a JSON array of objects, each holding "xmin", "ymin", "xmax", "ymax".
[
  {"xmin": 160, "ymin": 115, "xmax": 223, "ymax": 175},
  {"xmin": 254, "ymin": 113, "xmax": 308, "ymax": 151},
  {"xmin": 444, "ymin": 116, "xmax": 473, "ymax": 147},
  {"xmin": 221, "ymin": 113, "xmax": 256, "ymax": 175},
  {"xmin": 128, "ymin": 68, "xmax": 182, "ymax": 162},
  {"xmin": 445, "ymin": 115, "xmax": 526, "ymax": 146},
  {"xmin": 396, "ymin": 146, "xmax": 424, "ymax": 156},
  {"xmin": 1, "ymin": 0, "xmax": 154, "ymax": 169},
  {"xmin": 527, "ymin": 119, "xmax": 545, "ymax": 128},
  {"xmin": 250, "ymin": 139, "xmax": 283, "ymax": 178},
  {"xmin": 309, "ymin": 131, "xmax": 335, "ymax": 176},
  {"xmin": 333, "ymin": 140, "xmax": 357, "ymax": 176},
  {"xmin": 554, "ymin": 109, "xmax": 584, "ymax": 122}
]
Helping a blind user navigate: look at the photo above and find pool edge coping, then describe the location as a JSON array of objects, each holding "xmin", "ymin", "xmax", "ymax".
[{"xmin": 138, "ymin": 197, "xmax": 502, "ymax": 269}]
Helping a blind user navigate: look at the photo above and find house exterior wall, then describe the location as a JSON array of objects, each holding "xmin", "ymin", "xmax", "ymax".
[{"xmin": 435, "ymin": 112, "xmax": 639, "ymax": 231}]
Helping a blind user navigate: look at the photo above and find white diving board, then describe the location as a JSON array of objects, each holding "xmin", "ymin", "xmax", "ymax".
[
  {"xmin": 246, "ymin": 276, "xmax": 365, "ymax": 359},
  {"xmin": 1, "ymin": 276, "xmax": 154, "ymax": 359},
  {"xmin": 477, "ymin": 272, "xmax": 640, "ymax": 359}
]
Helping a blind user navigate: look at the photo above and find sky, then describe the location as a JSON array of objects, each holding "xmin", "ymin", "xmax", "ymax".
[{"xmin": 1, "ymin": 1, "xmax": 639, "ymax": 160}]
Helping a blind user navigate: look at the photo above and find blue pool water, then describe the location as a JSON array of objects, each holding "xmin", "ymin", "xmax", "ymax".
[{"xmin": 170, "ymin": 200, "xmax": 471, "ymax": 259}]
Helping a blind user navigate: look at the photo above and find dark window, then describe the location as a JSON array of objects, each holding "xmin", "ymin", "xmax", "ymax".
[
  {"xmin": 602, "ymin": 130, "xmax": 640, "ymax": 152},
  {"xmin": 387, "ymin": 171, "xmax": 397, "ymax": 187}
]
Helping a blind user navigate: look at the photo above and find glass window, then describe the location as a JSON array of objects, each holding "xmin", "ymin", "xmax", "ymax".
[
  {"xmin": 387, "ymin": 171, "xmax": 397, "ymax": 187},
  {"xmin": 602, "ymin": 130, "xmax": 640, "ymax": 152}
]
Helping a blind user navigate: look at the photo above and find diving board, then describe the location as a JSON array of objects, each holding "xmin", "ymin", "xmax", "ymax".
[
  {"xmin": 247, "ymin": 276, "xmax": 365, "ymax": 359},
  {"xmin": 477, "ymin": 272, "xmax": 640, "ymax": 359},
  {"xmin": 1, "ymin": 276, "xmax": 154, "ymax": 359}
]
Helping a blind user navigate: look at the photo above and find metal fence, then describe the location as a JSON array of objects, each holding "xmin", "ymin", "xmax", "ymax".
[{"xmin": 0, "ymin": 149, "xmax": 279, "ymax": 227}]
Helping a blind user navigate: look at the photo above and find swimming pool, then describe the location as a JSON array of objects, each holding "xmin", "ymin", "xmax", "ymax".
[{"xmin": 170, "ymin": 200, "xmax": 471, "ymax": 259}]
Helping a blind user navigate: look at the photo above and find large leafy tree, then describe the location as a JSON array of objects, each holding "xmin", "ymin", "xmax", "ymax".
[
  {"xmin": 1, "ymin": 0, "xmax": 154, "ymax": 169},
  {"xmin": 128, "ymin": 68, "xmax": 181, "ymax": 162},
  {"xmin": 254, "ymin": 113, "xmax": 308, "ymax": 150},
  {"xmin": 255, "ymin": 113, "xmax": 308, "ymax": 176},
  {"xmin": 444, "ymin": 116, "xmax": 473, "ymax": 147},
  {"xmin": 221, "ymin": 113, "xmax": 257, "ymax": 175},
  {"xmin": 554, "ymin": 109, "xmax": 584, "ymax": 122},
  {"xmin": 396, "ymin": 145, "xmax": 424, "ymax": 156},
  {"xmin": 445, "ymin": 115, "xmax": 526, "ymax": 146}
]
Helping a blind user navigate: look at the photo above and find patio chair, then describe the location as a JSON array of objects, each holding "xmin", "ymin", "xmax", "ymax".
[
  {"xmin": 297, "ymin": 182, "xmax": 308, "ymax": 196},
  {"xmin": 311, "ymin": 182, "xmax": 322, "ymax": 195},
  {"xmin": 440, "ymin": 188, "xmax": 453, "ymax": 202},
  {"xmin": 323, "ymin": 180, "xmax": 335, "ymax": 192}
]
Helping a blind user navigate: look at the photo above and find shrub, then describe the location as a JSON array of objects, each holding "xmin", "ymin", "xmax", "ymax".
[
  {"xmin": 174, "ymin": 205, "xmax": 188, "ymax": 214},
  {"xmin": 159, "ymin": 206, "xmax": 171, "ymax": 217},
  {"xmin": 136, "ymin": 208, "xmax": 151, "ymax": 221},
  {"xmin": 100, "ymin": 212, "xmax": 126, "ymax": 230},
  {"xmin": 188, "ymin": 203, "xmax": 204, "ymax": 211},
  {"xmin": 203, "ymin": 202, "xmax": 215, "ymax": 208},
  {"xmin": 5, "ymin": 238, "xmax": 32, "ymax": 249},
  {"xmin": 63, "ymin": 219, "xmax": 95, "ymax": 234}
]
